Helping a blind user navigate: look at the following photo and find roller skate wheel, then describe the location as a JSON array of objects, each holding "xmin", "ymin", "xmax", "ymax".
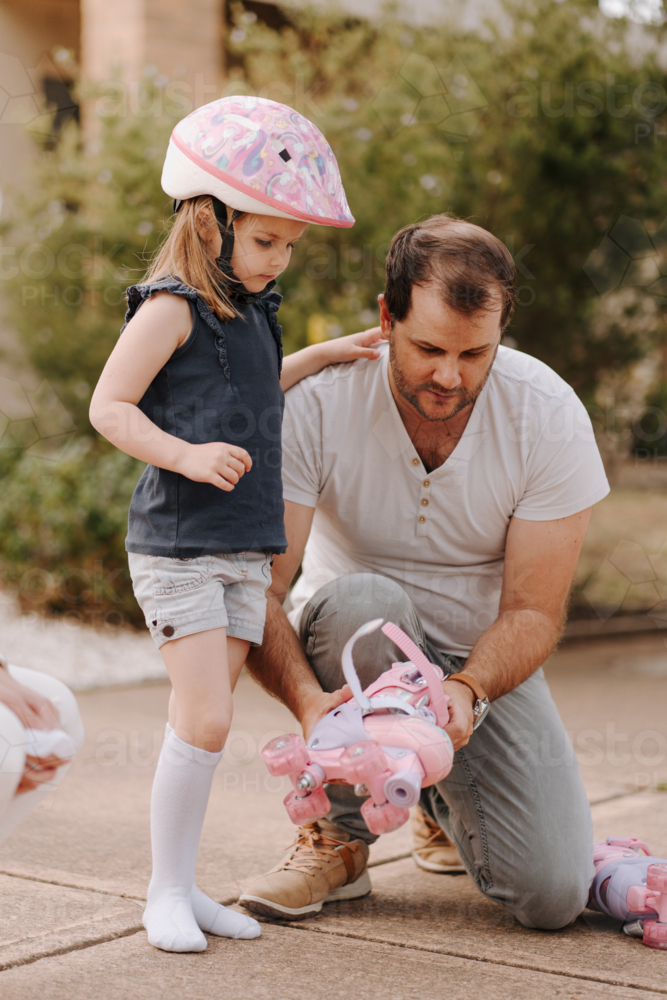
[
  {"xmin": 361, "ymin": 797, "xmax": 409, "ymax": 835},
  {"xmin": 646, "ymin": 864, "xmax": 667, "ymax": 893},
  {"xmin": 262, "ymin": 734, "xmax": 309, "ymax": 776},
  {"xmin": 284, "ymin": 786, "xmax": 331, "ymax": 825},
  {"xmin": 643, "ymin": 919, "xmax": 667, "ymax": 949},
  {"xmin": 340, "ymin": 741, "xmax": 386, "ymax": 784}
]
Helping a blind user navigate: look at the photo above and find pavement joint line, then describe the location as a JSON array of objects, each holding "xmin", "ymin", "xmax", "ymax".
[
  {"xmin": 0, "ymin": 868, "xmax": 245, "ymax": 910},
  {"xmin": 0, "ymin": 850, "xmax": 414, "ymax": 903},
  {"xmin": 0, "ymin": 923, "xmax": 144, "ymax": 972},
  {"xmin": 368, "ymin": 851, "xmax": 411, "ymax": 868},
  {"xmin": 1, "ymin": 911, "xmax": 141, "ymax": 950},
  {"xmin": 589, "ymin": 789, "xmax": 658, "ymax": 807},
  {"xmin": 0, "ymin": 869, "xmax": 147, "ymax": 904},
  {"xmin": 281, "ymin": 923, "xmax": 667, "ymax": 995}
]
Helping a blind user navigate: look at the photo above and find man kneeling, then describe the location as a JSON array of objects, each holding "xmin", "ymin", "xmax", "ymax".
[{"xmin": 242, "ymin": 215, "xmax": 608, "ymax": 928}]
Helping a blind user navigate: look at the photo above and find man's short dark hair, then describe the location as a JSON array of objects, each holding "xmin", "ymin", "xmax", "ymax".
[{"xmin": 384, "ymin": 214, "xmax": 516, "ymax": 333}]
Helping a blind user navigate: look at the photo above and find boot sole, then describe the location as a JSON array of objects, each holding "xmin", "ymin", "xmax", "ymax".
[
  {"xmin": 412, "ymin": 850, "xmax": 466, "ymax": 874},
  {"xmin": 240, "ymin": 869, "xmax": 372, "ymax": 921}
]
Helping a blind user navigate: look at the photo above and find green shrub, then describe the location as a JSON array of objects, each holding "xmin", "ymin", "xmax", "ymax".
[{"xmin": 0, "ymin": 443, "xmax": 144, "ymax": 627}]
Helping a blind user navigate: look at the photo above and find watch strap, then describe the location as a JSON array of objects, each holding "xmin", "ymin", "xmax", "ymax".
[{"xmin": 446, "ymin": 672, "xmax": 488, "ymax": 705}]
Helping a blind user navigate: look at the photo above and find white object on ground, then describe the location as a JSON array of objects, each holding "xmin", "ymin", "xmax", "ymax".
[
  {"xmin": 21, "ymin": 727, "xmax": 78, "ymax": 760},
  {"xmin": 0, "ymin": 664, "xmax": 84, "ymax": 845}
]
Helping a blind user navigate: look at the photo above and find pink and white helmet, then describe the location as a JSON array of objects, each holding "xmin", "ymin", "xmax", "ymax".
[{"xmin": 162, "ymin": 95, "xmax": 354, "ymax": 228}]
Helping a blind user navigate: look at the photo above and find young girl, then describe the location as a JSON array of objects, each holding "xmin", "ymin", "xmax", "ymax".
[{"xmin": 89, "ymin": 96, "xmax": 380, "ymax": 953}]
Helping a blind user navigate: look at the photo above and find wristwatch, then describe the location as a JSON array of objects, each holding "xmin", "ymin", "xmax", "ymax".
[{"xmin": 444, "ymin": 672, "xmax": 490, "ymax": 730}]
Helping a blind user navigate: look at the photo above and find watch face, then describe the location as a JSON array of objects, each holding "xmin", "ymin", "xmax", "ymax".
[{"xmin": 472, "ymin": 698, "xmax": 491, "ymax": 730}]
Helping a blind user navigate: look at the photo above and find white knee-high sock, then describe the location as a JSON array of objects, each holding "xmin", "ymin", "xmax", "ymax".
[
  {"xmin": 146, "ymin": 725, "xmax": 260, "ymax": 948},
  {"xmin": 144, "ymin": 730, "xmax": 221, "ymax": 952}
]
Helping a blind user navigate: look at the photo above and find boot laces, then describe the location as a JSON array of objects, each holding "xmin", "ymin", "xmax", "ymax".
[
  {"xmin": 418, "ymin": 809, "xmax": 454, "ymax": 850},
  {"xmin": 283, "ymin": 825, "xmax": 353, "ymax": 877}
]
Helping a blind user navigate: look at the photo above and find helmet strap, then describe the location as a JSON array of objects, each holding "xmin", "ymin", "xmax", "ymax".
[{"xmin": 210, "ymin": 196, "xmax": 275, "ymax": 304}]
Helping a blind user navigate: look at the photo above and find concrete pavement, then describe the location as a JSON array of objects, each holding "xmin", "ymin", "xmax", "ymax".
[{"xmin": 0, "ymin": 635, "xmax": 666, "ymax": 997}]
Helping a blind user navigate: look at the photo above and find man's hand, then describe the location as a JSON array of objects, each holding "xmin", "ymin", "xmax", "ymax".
[
  {"xmin": 0, "ymin": 669, "xmax": 59, "ymax": 731},
  {"xmin": 300, "ymin": 684, "xmax": 352, "ymax": 742},
  {"xmin": 442, "ymin": 679, "xmax": 475, "ymax": 751},
  {"xmin": 176, "ymin": 442, "xmax": 252, "ymax": 491}
]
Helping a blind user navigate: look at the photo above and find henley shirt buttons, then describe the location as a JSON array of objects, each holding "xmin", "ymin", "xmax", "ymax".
[
  {"xmin": 418, "ymin": 515, "xmax": 426, "ymax": 524},
  {"xmin": 411, "ymin": 458, "xmax": 420, "ymax": 466},
  {"xmin": 420, "ymin": 498, "xmax": 429, "ymax": 507},
  {"xmin": 423, "ymin": 479, "xmax": 430, "ymax": 488}
]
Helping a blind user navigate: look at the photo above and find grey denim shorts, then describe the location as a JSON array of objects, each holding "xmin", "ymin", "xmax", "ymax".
[{"xmin": 128, "ymin": 551, "xmax": 273, "ymax": 649}]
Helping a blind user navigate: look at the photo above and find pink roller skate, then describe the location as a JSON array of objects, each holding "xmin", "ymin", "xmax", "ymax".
[
  {"xmin": 262, "ymin": 619, "xmax": 454, "ymax": 836},
  {"xmin": 588, "ymin": 837, "xmax": 667, "ymax": 948}
]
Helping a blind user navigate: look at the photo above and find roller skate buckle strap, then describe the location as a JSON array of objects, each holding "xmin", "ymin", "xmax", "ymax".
[
  {"xmin": 381, "ymin": 622, "xmax": 449, "ymax": 726},
  {"xmin": 606, "ymin": 836, "xmax": 652, "ymax": 855},
  {"xmin": 340, "ymin": 619, "xmax": 426, "ymax": 717}
]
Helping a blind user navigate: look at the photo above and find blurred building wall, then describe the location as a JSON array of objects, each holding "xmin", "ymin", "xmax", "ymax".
[
  {"xmin": 0, "ymin": 0, "xmax": 79, "ymax": 186},
  {"xmin": 80, "ymin": 0, "xmax": 224, "ymax": 105}
]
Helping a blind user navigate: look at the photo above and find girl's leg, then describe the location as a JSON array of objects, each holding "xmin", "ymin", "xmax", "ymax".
[
  {"xmin": 144, "ymin": 629, "xmax": 259, "ymax": 952},
  {"xmin": 167, "ymin": 634, "xmax": 248, "ymax": 733}
]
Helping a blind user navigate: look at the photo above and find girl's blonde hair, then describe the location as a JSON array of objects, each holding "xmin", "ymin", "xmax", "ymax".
[{"xmin": 144, "ymin": 196, "xmax": 238, "ymax": 321}]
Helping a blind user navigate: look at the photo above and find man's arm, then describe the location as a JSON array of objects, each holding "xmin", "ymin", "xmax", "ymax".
[
  {"xmin": 245, "ymin": 500, "xmax": 350, "ymax": 738},
  {"xmin": 443, "ymin": 506, "xmax": 592, "ymax": 749}
]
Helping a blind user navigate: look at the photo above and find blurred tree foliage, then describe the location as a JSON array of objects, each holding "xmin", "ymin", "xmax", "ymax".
[
  {"xmin": 1, "ymin": 103, "xmax": 178, "ymax": 431},
  {"xmin": 632, "ymin": 377, "xmax": 667, "ymax": 456},
  {"xmin": 2, "ymin": 0, "xmax": 667, "ymax": 621},
  {"xmin": 2, "ymin": 0, "xmax": 667, "ymax": 420}
]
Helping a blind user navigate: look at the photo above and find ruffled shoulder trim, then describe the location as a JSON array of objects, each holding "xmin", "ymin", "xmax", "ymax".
[
  {"xmin": 123, "ymin": 278, "xmax": 232, "ymax": 380},
  {"xmin": 256, "ymin": 291, "xmax": 284, "ymax": 376}
]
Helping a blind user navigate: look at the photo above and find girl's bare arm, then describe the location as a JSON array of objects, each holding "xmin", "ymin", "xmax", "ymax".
[
  {"xmin": 280, "ymin": 327, "xmax": 384, "ymax": 392},
  {"xmin": 89, "ymin": 293, "xmax": 251, "ymax": 491}
]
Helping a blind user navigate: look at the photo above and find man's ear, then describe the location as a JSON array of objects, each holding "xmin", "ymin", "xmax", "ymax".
[{"xmin": 377, "ymin": 293, "xmax": 392, "ymax": 340}]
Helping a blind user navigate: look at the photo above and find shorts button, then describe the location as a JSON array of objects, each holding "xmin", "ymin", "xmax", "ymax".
[{"xmin": 162, "ymin": 625, "xmax": 175, "ymax": 637}]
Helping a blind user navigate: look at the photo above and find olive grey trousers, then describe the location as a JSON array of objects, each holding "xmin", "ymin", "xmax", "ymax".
[{"xmin": 297, "ymin": 572, "xmax": 594, "ymax": 930}]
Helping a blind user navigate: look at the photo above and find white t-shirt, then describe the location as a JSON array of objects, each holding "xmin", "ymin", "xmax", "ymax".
[{"xmin": 282, "ymin": 344, "xmax": 609, "ymax": 657}]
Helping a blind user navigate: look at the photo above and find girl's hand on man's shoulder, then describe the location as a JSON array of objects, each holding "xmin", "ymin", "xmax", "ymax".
[{"xmin": 319, "ymin": 326, "xmax": 386, "ymax": 366}]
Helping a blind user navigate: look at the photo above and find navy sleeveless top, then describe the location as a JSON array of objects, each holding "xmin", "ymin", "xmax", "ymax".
[{"xmin": 124, "ymin": 278, "xmax": 288, "ymax": 558}]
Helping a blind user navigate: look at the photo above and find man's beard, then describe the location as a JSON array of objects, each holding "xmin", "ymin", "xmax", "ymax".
[{"xmin": 389, "ymin": 334, "xmax": 497, "ymax": 423}]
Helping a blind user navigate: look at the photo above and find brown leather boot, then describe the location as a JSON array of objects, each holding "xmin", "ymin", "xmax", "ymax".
[
  {"xmin": 411, "ymin": 805, "xmax": 465, "ymax": 873},
  {"xmin": 239, "ymin": 818, "xmax": 371, "ymax": 920}
]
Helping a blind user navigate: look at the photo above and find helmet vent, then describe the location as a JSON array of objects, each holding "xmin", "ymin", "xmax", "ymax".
[{"xmin": 279, "ymin": 148, "xmax": 292, "ymax": 162}]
